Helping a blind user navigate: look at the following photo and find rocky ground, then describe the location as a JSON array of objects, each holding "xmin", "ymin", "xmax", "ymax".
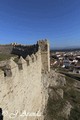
[{"xmin": 42, "ymin": 69, "xmax": 80, "ymax": 120}]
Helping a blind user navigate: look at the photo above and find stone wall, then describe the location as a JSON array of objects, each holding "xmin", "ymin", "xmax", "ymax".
[
  {"xmin": 0, "ymin": 43, "xmax": 38, "ymax": 58},
  {"xmin": 11, "ymin": 44, "xmax": 38, "ymax": 58},
  {"xmin": 38, "ymin": 40, "xmax": 50, "ymax": 72},
  {"xmin": 0, "ymin": 50, "xmax": 45, "ymax": 120},
  {"xmin": 0, "ymin": 40, "xmax": 50, "ymax": 120}
]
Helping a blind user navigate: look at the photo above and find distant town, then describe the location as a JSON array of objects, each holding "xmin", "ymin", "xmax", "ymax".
[{"xmin": 50, "ymin": 49, "xmax": 80, "ymax": 74}]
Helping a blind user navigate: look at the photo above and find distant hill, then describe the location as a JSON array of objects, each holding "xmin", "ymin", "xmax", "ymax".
[
  {"xmin": 0, "ymin": 43, "xmax": 38, "ymax": 60},
  {"xmin": 0, "ymin": 45, "xmax": 13, "ymax": 54},
  {"xmin": 51, "ymin": 48, "xmax": 80, "ymax": 52}
]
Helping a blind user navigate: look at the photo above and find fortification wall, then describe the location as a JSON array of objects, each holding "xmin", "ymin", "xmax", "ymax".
[
  {"xmin": 38, "ymin": 40, "xmax": 50, "ymax": 72},
  {"xmin": 0, "ymin": 40, "xmax": 50, "ymax": 120},
  {"xmin": 0, "ymin": 43, "xmax": 38, "ymax": 58},
  {"xmin": 0, "ymin": 40, "xmax": 50, "ymax": 72},
  {"xmin": 12, "ymin": 44, "xmax": 38, "ymax": 58},
  {"xmin": 0, "ymin": 50, "xmax": 45, "ymax": 120}
]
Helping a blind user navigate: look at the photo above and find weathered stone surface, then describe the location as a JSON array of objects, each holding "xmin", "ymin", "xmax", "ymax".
[
  {"xmin": 47, "ymin": 70, "xmax": 66, "ymax": 88},
  {"xmin": 38, "ymin": 40, "xmax": 50, "ymax": 72},
  {"xmin": 18, "ymin": 56, "xmax": 26, "ymax": 64},
  {"xmin": 5, "ymin": 58, "xmax": 18, "ymax": 69},
  {"xmin": 18, "ymin": 56, "xmax": 27, "ymax": 70},
  {"xmin": 48, "ymin": 88, "xmax": 60, "ymax": 100},
  {"xmin": 31, "ymin": 54, "xmax": 36, "ymax": 62},
  {"xmin": 56, "ymin": 89, "xmax": 64, "ymax": 99},
  {"xmin": 0, "ymin": 40, "xmax": 50, "ymax": 120},
  {"xmin": 0, "ymin": 52, "xmax": 44, "ymax": 120}
]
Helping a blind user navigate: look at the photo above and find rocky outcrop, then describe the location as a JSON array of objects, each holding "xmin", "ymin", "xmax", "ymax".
[
  {"xmin": 42, "ymin": 69, "xmax": 74, "ymax": 120},
  {"xmin": 48, "ymin": 70, "xmax": 66, "ymax": 88},
  {"xmin": 42, "ymin": 69, "xmax": 80, "ymax": 120}
]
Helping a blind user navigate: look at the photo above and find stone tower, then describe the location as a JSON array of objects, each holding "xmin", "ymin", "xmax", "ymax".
[{"xmin": 38, "ymin": 39, "xmax": 50, "ymax": 72}]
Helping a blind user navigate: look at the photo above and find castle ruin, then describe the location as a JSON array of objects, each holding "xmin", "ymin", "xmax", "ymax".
[{"xmin": 0, "ymin": 39, "xmax": 50, "ymax": 120}]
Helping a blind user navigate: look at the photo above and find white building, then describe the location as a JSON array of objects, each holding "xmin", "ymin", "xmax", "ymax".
[{"xmin": 63, "ymin": 57, "xmax": 70, "ymax": 68}]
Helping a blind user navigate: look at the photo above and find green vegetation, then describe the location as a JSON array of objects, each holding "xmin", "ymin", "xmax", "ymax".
[
  {"xmin": 46, "ymin": 97, "xmax": 66, "ymax": 120},
  {"xmin": 45, "ymin": 75, "xmax": 80, "ymax": 120},
  {"xmin": 0, "ymin": 53, "xmax": 16, "ymax": 61},
  {"xmin": 64, "ymin": 76, "xmax": 80, "ymax": 120}
]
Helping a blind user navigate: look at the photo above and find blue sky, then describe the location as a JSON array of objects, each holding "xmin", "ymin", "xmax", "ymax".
[{"xmin": 0, "ymin": 0, "xmax": 80, "ymax": 48}]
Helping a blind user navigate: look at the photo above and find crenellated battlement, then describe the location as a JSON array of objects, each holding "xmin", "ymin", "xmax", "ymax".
[
  {"xmin": 0, "ymin": 39, "xmax": 50, "ymax": 120},
  {"xmin": 0, "ymin": 39, "xmax": 50, "ymax": 73},
  {"xmin": 0, "ymin": 50, "xmax": 41, "ymax": 78}
]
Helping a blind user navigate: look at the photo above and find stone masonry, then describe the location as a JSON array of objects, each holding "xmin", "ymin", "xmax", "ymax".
[{"xmin": 0, "ymin": 39, "xmax": 50, "ymax": 120}]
